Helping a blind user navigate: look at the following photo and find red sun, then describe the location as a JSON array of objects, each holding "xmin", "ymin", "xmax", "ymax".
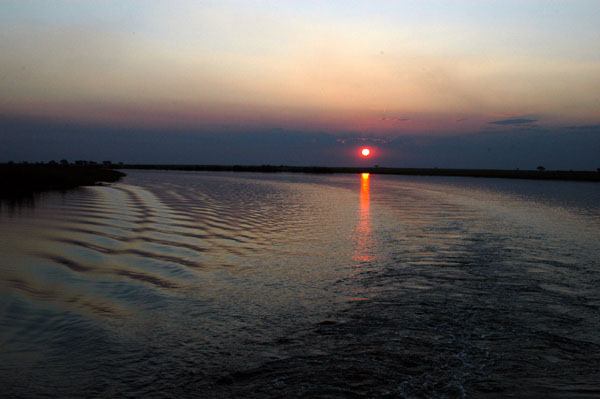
[{"xmin": 361, "ymin": 148, "xmax": 371, "ymax": 157}]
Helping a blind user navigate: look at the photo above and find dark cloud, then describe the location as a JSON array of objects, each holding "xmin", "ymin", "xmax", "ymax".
[
  {"xmin": 1, "ymin": 114, "xmax": 599, "ymax": 170},
  {"xmin": 385, "ymin": 129, "xmax": 600, "ymax": 170},
  {"xmin": 336, "ymin": 137, "xmax": 391, "ymax": 144},
  {"xmin": 565, "ymin": 124, "xmax": 600, "ymax": 131},
  {"xmin": 0, "ymin": 115, "xmax": 346, "ymax": 166},
  {"xmin": 490, "ymin": 118, "xmax": 537, "ymax": 125}
]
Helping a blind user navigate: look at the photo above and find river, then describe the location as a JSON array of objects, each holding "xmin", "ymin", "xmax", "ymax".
[{"xmin": 1, "ymin": 170, "xmax": 599, "ymax": 398}]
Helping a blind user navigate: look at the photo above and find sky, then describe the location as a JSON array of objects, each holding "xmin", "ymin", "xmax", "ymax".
[{"xmin": 1, "ymin": 1, "xmax": 599, "ymax": 169}]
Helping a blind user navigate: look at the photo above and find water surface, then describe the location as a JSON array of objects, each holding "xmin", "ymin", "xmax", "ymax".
[{"xmin": 1, "ymin": 170, "xmax": 600, "ymax": 397}]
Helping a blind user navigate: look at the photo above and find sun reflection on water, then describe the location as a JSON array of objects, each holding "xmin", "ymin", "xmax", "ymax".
[{"xmin": 353, "ymin": 173, "xmax": 376, "ymax": 264}]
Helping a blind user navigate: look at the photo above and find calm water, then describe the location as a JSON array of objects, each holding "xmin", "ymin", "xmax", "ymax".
[{"xmin": 1, "ymin": 170, "xmax": 600, "ymax": 398}]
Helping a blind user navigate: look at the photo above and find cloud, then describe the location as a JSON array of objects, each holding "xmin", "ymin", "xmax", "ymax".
[
  {"xmin": 379, "ymin": 117, "xmax": 410, "ymax": 122},
  {"xmin": 336, "ymin": 137, "xmax": 391, "ymax": 144},
  {"xmin": 490, "ymin": 118, "xmax": 537, "ymax": 125}
]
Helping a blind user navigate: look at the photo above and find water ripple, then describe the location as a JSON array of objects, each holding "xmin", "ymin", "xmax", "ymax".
[{"xmin": 1, "ymin": 171, "xmax": 600, "ymax": 397}]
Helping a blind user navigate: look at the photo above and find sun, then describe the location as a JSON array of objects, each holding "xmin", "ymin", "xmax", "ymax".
[{"xmin": 361, "ymin": 148, "xmax": 371, "ymax": 157}]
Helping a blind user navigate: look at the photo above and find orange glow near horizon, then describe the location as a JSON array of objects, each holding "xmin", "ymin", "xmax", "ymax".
[
  {"xmin": 361, "ymin": 148, "xmax": 371, "ymax": 157},
  {"xmin": 2, "ymin": 2, "xmax": 599, "ymax": 137}
]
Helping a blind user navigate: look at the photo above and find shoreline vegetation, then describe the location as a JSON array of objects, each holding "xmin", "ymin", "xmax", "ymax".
[
  {"xmin": 2, "ymin": 162, "xmax": 599, "ymax": 198},
  {"xmin": 0, "ymin": 162, "xmax": 125, "ymax": 198},
  {"xmin": 122, "ymin": 164, "xmax": 600, "ymax": 182}
]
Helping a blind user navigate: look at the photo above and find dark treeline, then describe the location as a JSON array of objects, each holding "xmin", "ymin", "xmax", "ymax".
[
  {"xmin": 2, "ymin": 161, "xmax": 598, "ymax": 199},
  {"xmin": 0, "ymin": 161, "xmax": 126, "ymax": 197},
  {"xmin": 121, "ymin": 164, "xmax": 600, "ymax": 182}
]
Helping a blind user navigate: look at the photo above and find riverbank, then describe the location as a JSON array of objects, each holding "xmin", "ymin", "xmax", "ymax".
[
  {"xmin": 121, "ymin": 164, "xmax": 600, "ymax": 182},
  {"xmin": 0, "ymin": 163, "xmax": 126, "ymax": 197}
]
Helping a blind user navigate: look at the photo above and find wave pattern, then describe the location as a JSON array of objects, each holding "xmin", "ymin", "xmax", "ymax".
[{"xmin": 1, "ymin": 171, "xmax": 600, "ymax": 397}]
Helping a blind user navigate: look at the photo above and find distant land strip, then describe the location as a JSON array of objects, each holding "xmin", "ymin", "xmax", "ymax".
[
  {"xmin": 121, "ymin": 164, "xmax": 600, "ymax": 182},
  {"xmin": 0, "ymin": 163, "xmax": 126, "ymax": 198}
]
